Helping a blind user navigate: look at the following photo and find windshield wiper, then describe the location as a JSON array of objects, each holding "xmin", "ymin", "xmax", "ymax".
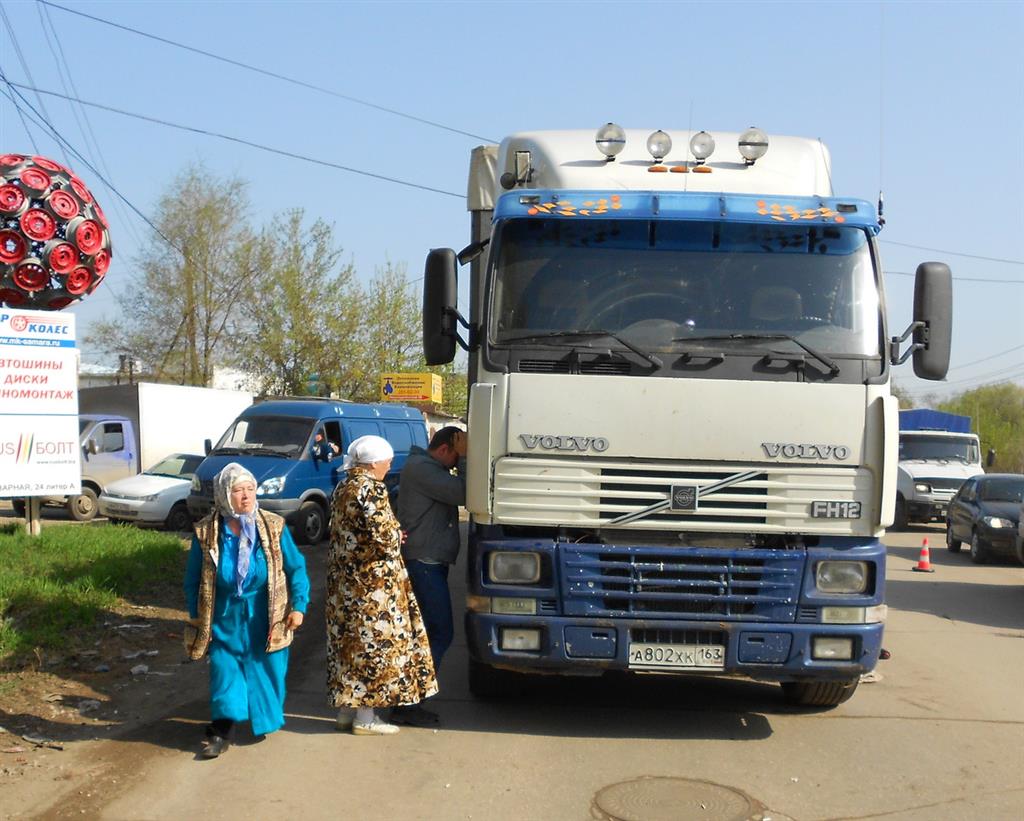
[
  {"xmin": 499, "ymin": 330, "xmax": 663, "ymax": 369},
  {"xmin": 672, "ymin": 333, "xmax": 840, "ymax": 376},
  {"xmin": 211, "ymin": 446, "xmax": 246, "ymax": 456}
]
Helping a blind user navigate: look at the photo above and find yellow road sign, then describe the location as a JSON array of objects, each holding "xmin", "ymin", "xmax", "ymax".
[{"xmin": 380, "ymin": 372, "xmax": 442, "ymax": 403}]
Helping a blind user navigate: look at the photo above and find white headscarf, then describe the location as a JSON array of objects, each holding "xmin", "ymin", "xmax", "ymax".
[
  {"xmin": 214, "ymin": 462, "xmax": 259, "ymax": 595},
  {"xmin": 342, "ymin": 435, "xmax": 394, "ymax": 470}
]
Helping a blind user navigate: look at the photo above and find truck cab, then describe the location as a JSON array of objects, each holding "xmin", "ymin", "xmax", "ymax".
[
  {"xmin": 895, "ymin": 410, "xmax": 982, "ymax": 527},
  {"xmin": 423, "ymin": 127, "xmax": 953, "ymax": 707}
]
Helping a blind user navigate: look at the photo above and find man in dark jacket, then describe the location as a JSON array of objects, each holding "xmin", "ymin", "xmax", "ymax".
[{"xmin": 392, "ymin": 426, "xmax": 467, "ymax": 726}]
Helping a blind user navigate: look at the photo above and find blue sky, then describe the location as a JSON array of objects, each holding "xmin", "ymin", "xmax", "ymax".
[{"xmin": 1, "ymin": 0, "xmax": 1021, "ymax": 401}]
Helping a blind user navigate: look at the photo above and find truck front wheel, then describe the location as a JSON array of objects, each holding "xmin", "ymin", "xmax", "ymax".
[
  {"xmin": 296, "ymin": 500, "xmax": 327, "ymax": 545},
  {"xmin": 781, "ymin": 678, "xmax": 859, "ymax": 708},
  {"xmin": 468, "ymin": 658, "xmax": 524, "ymax": 699},
  {"xmin": 67, "ymin": 488, "xmax": 98, "ymax": 522}
]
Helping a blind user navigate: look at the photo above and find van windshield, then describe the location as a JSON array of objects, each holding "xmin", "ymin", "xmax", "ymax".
[{"xmin": 212, "ymin": 416, "xmax": 314, "ymax": 460}]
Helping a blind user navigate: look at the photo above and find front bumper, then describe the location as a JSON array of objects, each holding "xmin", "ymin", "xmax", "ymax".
[
  {"xmin": 466, "ymin": 614, "xmax": 882, "ymax": 681},
  {"xmin": 98, "ymin": 497, "xmax": 172, "ymax": 525}
]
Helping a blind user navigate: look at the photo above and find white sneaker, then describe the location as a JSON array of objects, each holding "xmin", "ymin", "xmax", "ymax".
[
  {"xmin": 351, "ymin": 718, "xmax": 400, "ymax": 736},
  {"xmin": 335, "ymin": 708, "xmax": 355, "ymax": 731}
]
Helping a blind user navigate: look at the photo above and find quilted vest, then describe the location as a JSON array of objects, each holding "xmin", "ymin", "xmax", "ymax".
[{"xmin": 186, "ymin": 509, "xmax": 292, "ymax": 660}]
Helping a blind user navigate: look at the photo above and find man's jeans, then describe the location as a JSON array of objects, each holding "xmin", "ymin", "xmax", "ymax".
[{"xmin": 405, "ymin": 560, "xmax": 453, "ymax": 674}]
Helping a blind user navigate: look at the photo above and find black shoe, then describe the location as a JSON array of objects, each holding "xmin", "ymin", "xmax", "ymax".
[
  {"xmin": 390, "ymin": 704, "xmax": 440, "ymax": 727},
  {"xmin": 200, "ymin": 735, "xmax": 230, "ymax": 758}
]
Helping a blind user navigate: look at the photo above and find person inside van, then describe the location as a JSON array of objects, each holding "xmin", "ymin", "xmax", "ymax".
[{"xmin": 311, "ymin": 426, "xmax": 340, "ymax": 461}]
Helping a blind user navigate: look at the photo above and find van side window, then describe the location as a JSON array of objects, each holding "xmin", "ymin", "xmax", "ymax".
[
  {"xmin": 344, "ymin": 421, "xmax": 381, "ymax": 444},
  {"xmin": 382, "ymin": 422, "xmax": 413, "ymax": 452},
  {"xmin": 323, "ymin": 420, "xmax": 342, "ymax": 452}
]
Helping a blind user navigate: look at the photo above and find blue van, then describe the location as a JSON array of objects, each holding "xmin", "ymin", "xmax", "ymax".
[{"xmin": 186, "ymin": 398, "xmax": 428, "ymax": 544}]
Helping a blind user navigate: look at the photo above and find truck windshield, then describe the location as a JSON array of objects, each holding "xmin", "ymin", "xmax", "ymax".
[
  {"xmin": 899, "ymin": 435, "xmax": 979, "ymax": 463},
  {"xmin": 213, "ymin": 416, "xmax": 314, "ymax": 459},
  {"xmin": 489, "ymin": 218, "xmax": 881, "ymax": 357}
]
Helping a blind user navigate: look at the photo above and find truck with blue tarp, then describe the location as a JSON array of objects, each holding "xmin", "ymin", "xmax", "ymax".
[
  {"xmin": 895, "ymin": 408, "xmax": 982, "ymax": 527},
  {"xmin": 422, "ymin": 127, "xmax": 952, "ymax": 706}
]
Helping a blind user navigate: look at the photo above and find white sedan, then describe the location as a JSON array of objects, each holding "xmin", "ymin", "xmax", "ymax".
[{"xmin": 99, "ymin": 454, "xmax": 205, "ymax": 532}]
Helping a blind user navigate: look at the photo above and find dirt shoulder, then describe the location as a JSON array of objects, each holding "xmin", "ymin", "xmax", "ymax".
[
  {"xmin": 0, "ymin": 503, "xmax": 328, "ymax": 820},
  {"xmin": 0, "ymin": 506, "xmax": 209, "ymax": 818}
]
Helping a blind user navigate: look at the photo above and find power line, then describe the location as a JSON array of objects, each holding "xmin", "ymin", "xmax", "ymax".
[
  {"xmin": 39, "ymin": 0, "xmax": 497, "ymax": 144},
  {"xmin": 947, "ymin": 343, "xmax": 1024, "ymax": 372},
  {"xmin": 0, "ymin": 2, "xmax": 42, "ymax": 153},
  {"xmin": 884, "ymin": 270, "xmax": 1024, "ymax": 284},
  {"xmin": 36, "ymin": 0, "xmax": 144, "ymax": 247},
  {"xmin": 880, "ymin": 239, "xmax": 1023, "ymax": 266},
  {"xmin": 7, "ymin": 80, "xmax": 465, "ymax": 199}
]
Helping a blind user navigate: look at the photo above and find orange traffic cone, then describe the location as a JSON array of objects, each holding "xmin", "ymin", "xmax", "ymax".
[{"xmin": 912, "ymin": 537, "xmax": 935, "ymax": 572}]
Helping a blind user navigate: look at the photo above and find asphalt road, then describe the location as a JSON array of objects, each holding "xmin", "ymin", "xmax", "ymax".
[{"xmin": 24, "ymin": 523, "xmax": 1024, "ymax": 820}]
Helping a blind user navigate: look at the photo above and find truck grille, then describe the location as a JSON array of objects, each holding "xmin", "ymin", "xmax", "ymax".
[
  {"xmin": 493, "ymin": 456, "xmax": 872, "ymax": 535},
  {"xmin": 919, "ymin": 477, "xmax": 969, "ymax": 492},
  {"xmin": 518, "ymin": 359, "xmax": 632, "ymax": 376},
  {"xmin": 561, "ymin": 545, "xmax": 802, "ymax": 621}
]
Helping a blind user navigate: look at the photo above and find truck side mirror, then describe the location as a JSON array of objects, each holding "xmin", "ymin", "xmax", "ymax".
[
  {"xmin": 911, "ymin": 262, "xmax": 952, "ymax": 380},
  {"xmin": 204, "ymin": 438, "xmax": 212, "ymax": 456},
  {"xmin": 986, "ymin": 448, "xmax": 996, "ymax": 468},
  {"xmin": 86, "ymin": 438, "xmax": 98, "ymax": 455},
  {"xmin": 423, "ymin": 248, "xmax": 458, "ymax": 365}
]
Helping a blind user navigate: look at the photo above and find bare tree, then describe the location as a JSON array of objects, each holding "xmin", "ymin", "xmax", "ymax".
[{"xmin": 88, "ymin": 164, "xmax": 255, "ymax": 385}]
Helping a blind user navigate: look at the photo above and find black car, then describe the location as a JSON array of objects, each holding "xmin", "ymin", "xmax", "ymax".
[{"xmin": 945, "ymin": 473, "xmax": 1024, "ymax": 564}]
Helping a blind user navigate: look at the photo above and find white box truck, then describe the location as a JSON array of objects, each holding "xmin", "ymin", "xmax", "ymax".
[
  {"xmin": 21, "ymin": 382, "xmax": 253, "ymax": 521},
  {"xmin": 422, "ymin": 126, "xmax": 952, "ymax": 707},
  {"xmin": 895, "ymin": 409, "xmax": 983, "ymax": 528}
]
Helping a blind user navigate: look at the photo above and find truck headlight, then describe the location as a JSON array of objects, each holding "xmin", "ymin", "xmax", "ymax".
[
  {"xmin": 257, "ymin": 476, "xmax": 285, "ymax": 496},
  {"xmin": 914, "ymin": 483, "xmax": 930, "ymax": 493},
  {"xmin": 488, "ymin": 552, "xmax": 541, "ymax": 584},
  {"xmin": 816, "ymin": 561, "xmax": 868, "ymax": 594},
  {"xmin": 191, "ymin": 476, "xmax": 201, "ymax": 492},
  {"xmin": 982, "ymin": 516, "xmax": 1014, "ymax": 529}
]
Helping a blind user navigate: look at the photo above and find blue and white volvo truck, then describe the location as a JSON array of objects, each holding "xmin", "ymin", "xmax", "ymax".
[{"xmin": 422, "ymin": 127, "xmax": 952, "ymax": 707}]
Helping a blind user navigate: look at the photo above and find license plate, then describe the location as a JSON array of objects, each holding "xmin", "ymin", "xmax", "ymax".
[
  {"xmin": 105, "ymin": 504, "xmax": 135, "ymax": 516},
  {"xmin": 628, "ymin": 642, "xmax": 725, "ymax": 670}
]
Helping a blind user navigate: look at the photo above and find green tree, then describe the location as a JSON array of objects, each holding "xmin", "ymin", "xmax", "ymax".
[
  {"xmin": 340, "ymin": 261, "xmax": 422, "ymax": 402},
  {"xmin": 88, "ymin": 165, "xmax": 256, "ymax": 386},
  {"xmin": 938, "ymin": 383, "xmax": 1024, "ymax": 472},
  {"xmin": 238, "ymin": 210, "xmax": 362, "ymax": 397},
  {"xmin": 890, "ymin": 381, "xmax": 915, "ymax": 409}
]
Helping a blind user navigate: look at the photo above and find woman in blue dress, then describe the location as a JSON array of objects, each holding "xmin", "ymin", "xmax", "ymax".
[{"xmin": 184, "ymin": 462, "xmax": 310, "ymax": 758}]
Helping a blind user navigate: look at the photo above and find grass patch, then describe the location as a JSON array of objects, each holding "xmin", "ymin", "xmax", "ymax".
[{"xmin": 0, "ymin": 523, "xmax": 187, "ymax": 665}]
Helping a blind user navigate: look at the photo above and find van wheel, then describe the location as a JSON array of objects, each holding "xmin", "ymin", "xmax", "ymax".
[
  {"xmin": 781, "ymin": 678, "xmax": 859, "ymax": 708},
  {"xmin": 67, "ymin": 488, "xmax": 98, "ymax": 522},
  {"xmin": 297, "ymin": 500, "xmax": 327, "ymax": 545},
  {"xmin": 11, "ymin": 498, "xmax": 26, "ymax": 517},
  {"xmin": 164, "ymin": 502, "xmax": 192, "ymax": 532}
]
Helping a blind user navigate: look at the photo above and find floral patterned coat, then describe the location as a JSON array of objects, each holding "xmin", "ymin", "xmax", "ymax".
[{"xmin": 326, "ymin": 466, "xmax": 438, "ymax": 708}]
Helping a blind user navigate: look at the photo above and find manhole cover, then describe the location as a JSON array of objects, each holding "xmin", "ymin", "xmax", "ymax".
[{"xmin": 592, "ymin": 777, "xmax": 770, "ymax": 821}]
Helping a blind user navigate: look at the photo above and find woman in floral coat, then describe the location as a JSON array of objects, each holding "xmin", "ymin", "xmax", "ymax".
[{"xmin": 326, "ymin": 435, "xmax": 438, "ymax": 735}]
